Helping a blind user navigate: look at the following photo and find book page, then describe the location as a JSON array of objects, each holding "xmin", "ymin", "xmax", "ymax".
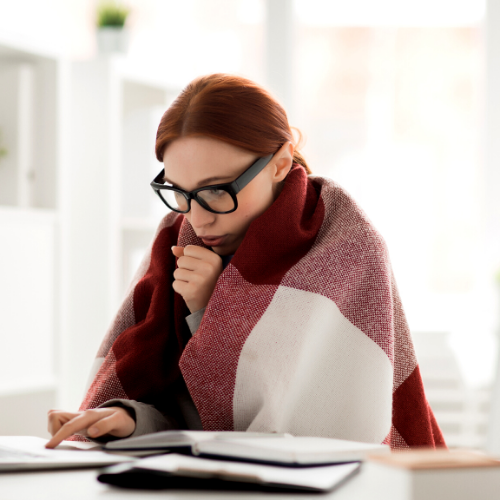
[
  {"xmin": 195, "ymin": 436, "xmax": 388, "ymax": 464},
  {"xmin": 134, "ymin": 453, "xmax": 360, "ymax": 491}
]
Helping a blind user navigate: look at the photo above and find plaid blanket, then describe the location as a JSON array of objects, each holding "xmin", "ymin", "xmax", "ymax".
[{"xmin": 78, "ymin": 164, "xmax": 445, "ymax": 449}]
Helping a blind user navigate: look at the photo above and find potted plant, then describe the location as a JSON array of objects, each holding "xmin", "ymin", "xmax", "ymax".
[
  {"xmin": 96, "ymin": 1, "xmax": 131, "ymax": 55},
  {"xmin": 0, "ymin": 128, "xmax": 7, "ymax": 161}
]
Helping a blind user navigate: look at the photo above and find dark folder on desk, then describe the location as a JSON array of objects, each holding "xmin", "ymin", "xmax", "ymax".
[{"xmin": 97, "ymin": 453, "xmax": 361, "ymax": 492}]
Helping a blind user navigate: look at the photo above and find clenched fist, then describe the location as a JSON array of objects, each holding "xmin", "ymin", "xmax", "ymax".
[{"xmin": 172, "ymin": 245, "xmax": 224, "ymax": 313}]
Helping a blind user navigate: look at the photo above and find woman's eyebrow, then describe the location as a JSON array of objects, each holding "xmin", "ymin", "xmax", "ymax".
[{"xmin": 162, "ymin": 174, "xmax": 234, "ymax": 189}]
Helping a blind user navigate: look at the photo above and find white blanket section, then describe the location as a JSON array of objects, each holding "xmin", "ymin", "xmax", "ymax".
[{"xmin": 233, "ymin": 286, "xmax": 393, "ymax": 444}]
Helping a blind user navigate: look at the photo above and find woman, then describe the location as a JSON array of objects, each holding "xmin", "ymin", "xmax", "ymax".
[{"xmin": 46, "ymin": 74, "xmax": 445, "ymax": 449}]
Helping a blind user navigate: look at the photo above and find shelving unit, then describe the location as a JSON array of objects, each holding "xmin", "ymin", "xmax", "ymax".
[
  {"xmin": 0, "ymin": 35, "xmax": 67, "ymax": 437},
  {"xmin": 61, "ymin": 55, "xmax": 179, "ymax": 411},
  {"xmin": 0, "ymin": 40, "xmax": 64, "ymax": 210},
  {"xmin": 0, "ymin": 32, "xmax": 179, "ymax": 428}
]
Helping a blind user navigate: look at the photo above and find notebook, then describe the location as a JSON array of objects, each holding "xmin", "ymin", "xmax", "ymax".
[
  {"xmin": 0, "ymin": 436, "xmax": 134, "ymax": 472},
  {"xmin": 104, "ymin": 430, "xmax": 389, "ymax": 465},
  {"xmin": 103, "ymin": 430, "xmax": 288, "ymax": 452},
  {"xmin": 98, "ymin": 452, "xmax": 361, "ymax": 492}
]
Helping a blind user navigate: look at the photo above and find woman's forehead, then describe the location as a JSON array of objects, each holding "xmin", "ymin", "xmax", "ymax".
[{"xmin": 162, "ymin": 136, "xmax": 257, "ymax": 189}]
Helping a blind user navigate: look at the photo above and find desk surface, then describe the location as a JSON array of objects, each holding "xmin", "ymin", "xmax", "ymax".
[{"xmin": 0, "ymin": 463, "xmax": 385, "ymax": 500}]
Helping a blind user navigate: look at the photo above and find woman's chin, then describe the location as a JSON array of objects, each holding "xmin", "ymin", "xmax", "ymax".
[{"xmin": 212, "ymin": 238, "xmax": 239, "ymax": 256}]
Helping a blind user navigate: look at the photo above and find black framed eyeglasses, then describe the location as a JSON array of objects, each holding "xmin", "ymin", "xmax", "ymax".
[{"xmin": 150, "ymin": 154, "xmax": 273, "ymax": 214}]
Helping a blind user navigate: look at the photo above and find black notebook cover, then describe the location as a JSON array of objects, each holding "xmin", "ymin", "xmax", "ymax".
[{"xmin": 97, "ymin": 458, "xmax": 361, "ymax": 493}]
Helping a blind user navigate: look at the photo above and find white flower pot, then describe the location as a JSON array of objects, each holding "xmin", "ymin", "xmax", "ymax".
[{"xmin": 96, "ymin": 27, "xmax": 130, "ymax": 55}]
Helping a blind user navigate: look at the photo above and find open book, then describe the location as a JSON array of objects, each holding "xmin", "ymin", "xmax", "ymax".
[{"xmin": 104, "ymin": 430, "xmax": 389, "ymax": 465}]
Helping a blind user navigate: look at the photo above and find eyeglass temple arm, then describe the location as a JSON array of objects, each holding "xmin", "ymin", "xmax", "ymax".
[
  {"xmin": 232, "ymin": 154, "xmax": 274, "ymax": 193},
  {"xmin": 151, "ymin": 170, "xmax": 166, "ymax": 186}
]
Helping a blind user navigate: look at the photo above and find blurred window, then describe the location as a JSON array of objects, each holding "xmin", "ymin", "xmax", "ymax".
[{"xmin": 291, "ymin": 1, "xmax": 490, "ymax": 387}]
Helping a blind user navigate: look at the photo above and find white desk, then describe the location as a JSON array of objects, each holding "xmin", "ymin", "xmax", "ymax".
[{"xmin": 0, "ymin": 463, "xmax": 383, "ymax": 500}]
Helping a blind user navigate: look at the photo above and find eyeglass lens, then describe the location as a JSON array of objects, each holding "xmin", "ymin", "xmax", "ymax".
[{"xmin": 158, "ymin": 188, "xmax": 236, "ymax": 213}]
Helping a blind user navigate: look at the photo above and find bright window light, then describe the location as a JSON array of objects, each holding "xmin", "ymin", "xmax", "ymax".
[{"xmin": 294, "ymin": 0, "xmax": 486, "ymax": 26}]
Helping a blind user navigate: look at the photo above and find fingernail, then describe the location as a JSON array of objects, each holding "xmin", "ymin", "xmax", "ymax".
[{"xmin": 88, "ymin": 427, "xmax": 98, "ymax": 436}]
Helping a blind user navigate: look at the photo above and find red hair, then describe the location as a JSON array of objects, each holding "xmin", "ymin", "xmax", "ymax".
[{"xmin": 155, "ymin": 73, "xmax": 311, "ymax": 174}]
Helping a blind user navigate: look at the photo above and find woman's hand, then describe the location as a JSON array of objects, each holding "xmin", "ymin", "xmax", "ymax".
[
  {"xmin": 172, "ymin": 245, "xmax": 223, "ymax": 314},
  {"xmin": 45, "ymin": 407, "xmax": 136, "ymax": 449}
]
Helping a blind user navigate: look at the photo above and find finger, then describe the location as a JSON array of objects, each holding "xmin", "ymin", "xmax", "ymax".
[
  {"xmin": 47, "ymin": 411, "xmax": 80, "ymax": 436},
  {"xmin": 172, "ymin": 278, "xmax": 194, "ymax": 297},
  {"xmin": 47, "ymin": 409, "xmax": 80, "ymax": 418},
  {"xmin": 172, "ymin": 278, "xmax": 184, "ymax": 295},
  {"xmin": 182, "ymin": 249, "xmax": 222, "ymax": 272},
  {"xmin": 177, "ymin": 261, "xmax": 214, "ymax": 281},
  {"xmin": 173, "ymin": 268, "xmax": 201, "ymax": 283},
  {"xmin": 87, "ymin": 412, "xmax": 135, "ymax": 439},
  {"xmin": 183, "ymin": 245, "xmax": 217, "ymax": 260},
  {"xmin": 47, "ymin": 410, "xmax": 81, "ymax": 435},
  {"xmin": 172, "ymin": 246, "xmax": 185, "ymax": 258},
  {"xmin": 176, "ymin": 255, "xmax": 198, "ymax": 271},
  {"xmin": 177, "ymin": 254, "xmax": 220, "ymax": 272},
  {"xmin": 45, "ymin": 410, "xmax": 110, "ymax": 449}
]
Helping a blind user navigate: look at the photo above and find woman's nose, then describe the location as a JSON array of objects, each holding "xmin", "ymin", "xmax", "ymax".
[{"xmin": 188, "ymin": 199, "xmax": 216, "ymax": 228}]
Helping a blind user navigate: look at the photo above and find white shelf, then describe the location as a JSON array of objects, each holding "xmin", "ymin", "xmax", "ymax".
[
  {"xmin": 0, "ymin": 40, "xmax": 63, "ymax": 210},
  {"xmin": 0, "ymin": 30, "xmax": 63, "ymax": 62},
  {"xmin": 0, "ymin": 205, "xmax": 58, "ymax": 222},
  {"xmin": 0, "ymin": 378, "xmax": 58, "ymax": 398}
]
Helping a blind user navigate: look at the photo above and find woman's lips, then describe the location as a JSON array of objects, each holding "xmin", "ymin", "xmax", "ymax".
[{"xmin": 201, "ymin": 235, "xmax": 227, "ymax": 247}]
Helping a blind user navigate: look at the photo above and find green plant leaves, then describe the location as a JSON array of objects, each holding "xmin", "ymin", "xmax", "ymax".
[
  {"xmin": 96, "ymin": 1, "xmax": 130, "ymax": 28},
  {"xmin": 0, "ymin": 127, "xmax": 7, "ymax": 160}
]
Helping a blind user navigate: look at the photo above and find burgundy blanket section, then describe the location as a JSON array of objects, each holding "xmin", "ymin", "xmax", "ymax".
[
  {"xmin": 112, "ymin": 215, "xmax": 188, "ymax": 405},
  {"xmin": 233, "ymin": 165, "xmax": 325, "ymax": 285},
  {"xmin": 392, "ymin": 365, "xmax": 446, "ymax": 447}
]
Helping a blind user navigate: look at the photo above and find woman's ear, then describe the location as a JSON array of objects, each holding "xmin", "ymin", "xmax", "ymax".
[{"xmin": 272, "ymin": 141, "xmax": 294, "ymax": 182}]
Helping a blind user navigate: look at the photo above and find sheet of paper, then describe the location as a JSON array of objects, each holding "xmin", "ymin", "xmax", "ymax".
[
  {"xmin": 0, "ymin": 436, "xmax": 133, "ymax": 464},
  {"xmin": 134, "ymin": 453, "xmax": 360, "ymax": 491},
  {"xmin": 105, "ymin": 430, "xmax": 292, "ymax": 450},
  {"xmin": 195, "ymin": 436, "xmax": 388, "ymax": 464}
]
